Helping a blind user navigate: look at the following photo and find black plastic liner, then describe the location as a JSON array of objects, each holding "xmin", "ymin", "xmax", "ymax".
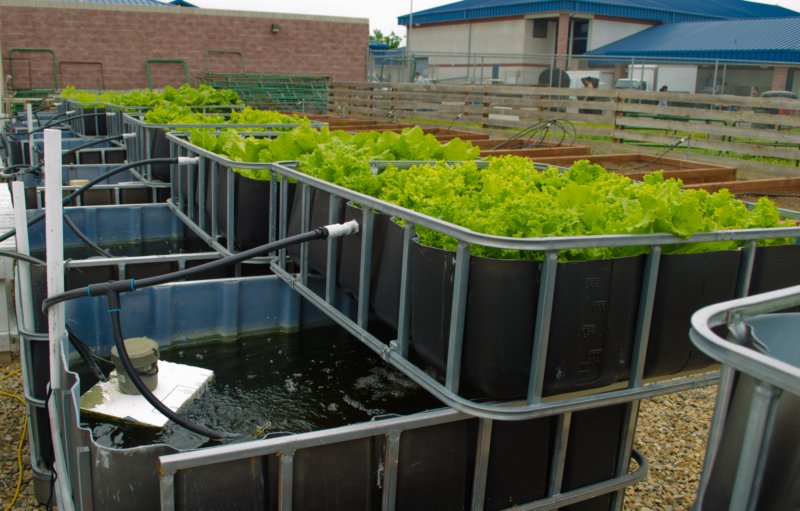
[
  {"xmin": 644, "ymin": 250, "xmax": 741, "ymax": 377},
  {"xmin": 149, "ymin": 128, "xmax": 172, "ymax": 181},
  {"xmin": 409, "ymin": 240, "xmax": 645, "ymax": 399},
  {"xmin": 205, "ymin": 170, "xmax": 295, "ymax": 251},
  {"xmin": 337, "ymin": 204, "xmax": 392, "ymax": 302},
  {"xmin": 749, "ymin": 244, "xmax": 800, "ymax": 312},
  {"xmin": 287, "ymin": 189, "xmax": 344, "ymax": 273}
]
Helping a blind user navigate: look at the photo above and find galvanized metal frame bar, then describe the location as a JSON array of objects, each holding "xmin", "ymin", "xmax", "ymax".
[
  {"xmin": 162, "ymin": 132, "xmax": 800, "ymax": 420},
  {"xmin": 278, "ymin": 451, "xmax": 295, "ymax": 510},
  {"xmin": 445, "ymin": 241, "xmax": 470, "ymax": 393},
  {"xmin": 299, "ymin": 184, "xmax": 311, "ymax": 286},
  {"xmin": 527, "ymin": 250, "xmax": 557, "ymax": 404},
  {"xmin": 470, "ymin": 419, "xmax": 493, "ymax": 511},
  {"xmin": 198, "ymin": 156, "xmax": 207, "ymax": 231},
  {"xmin": 547, "ymin": 412, "xmax": 572, "ymax": 497},
  {"xmin": 630, "ymin": 247, "xmax": 661, "ymax": 387},
  {"xmin": 503, "ymin": 450, "xmax": 647, "ymax": 511},
  {"xmin": 731, "ymin": 381, "xmax": 779, "ymax": 510},
  {"xmin": 325, "ymin": 196, "xmax": 341, "ymax": 304},
  {"xmin": 158, "ymin": 405, "xmax": 647, "ymax": 511},
  {"xmin": 381, "ymin": 432, "xmax": 401, "ymax": 511},
  {"xmin": 167, "ymin": 133, "xmax": 800, "ymax": 251},
  {"xmin": 210, "ymin": 160, "xmax": 219, "ymax": 240},
  {"xmin": 690, "ymin": 284, "xmax": 800, "ymax": 508},
  {"xmin": 279, "ymin": 176, "xmax": 289, "ymax": 267},
  {"xmin": 610, "ymin": 400, "xmax": 641, "ymax": 511},
  {"xmin": 269, "ymin": 171, "xmax": 278, "ymax": 246},
  {"xmin": 272, "ymin": 262, "xmax": 718, "ymax": 420},
  {"xmin": 394, "ymin": 222, "xmax": 415, "ymax": 359},
  {"xmin": 226, "ymin": 167, "xmax": 235, "ymax": 253},
  {"xmin": 357, "ymin": 208, "xmax": 374, "ymax": 328}
]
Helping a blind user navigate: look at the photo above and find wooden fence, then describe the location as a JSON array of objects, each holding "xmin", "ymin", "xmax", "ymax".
[{"xmin": 329, "ymin": 82, "xmax": 800, "ymax": 177}]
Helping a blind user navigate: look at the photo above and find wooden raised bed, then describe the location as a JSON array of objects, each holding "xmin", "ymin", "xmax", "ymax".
[
  {"xmin": 685, "ymin": 177, "xmax": 800, "ymax": 213},
  {"xmin": 482, "ymin": 145, "xmax": 592, "ymax": 158},
  {"xmin": 528, "ymin": 154, "xmax": 737, "ymax": 185}
]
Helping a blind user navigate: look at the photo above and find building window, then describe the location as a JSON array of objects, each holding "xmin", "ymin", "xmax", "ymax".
[
  {"xmin": 571, "ymin": 19, "xmax": 589, "ymax": 55},
  {"xmin": 533, "ymin": 19, "xmax": 548, "ymax": 38}
]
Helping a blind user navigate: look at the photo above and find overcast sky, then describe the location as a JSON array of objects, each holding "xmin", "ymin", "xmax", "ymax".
[{"xmin": 167, "ymin": 0, "xmax": 800, "ymax": 37}]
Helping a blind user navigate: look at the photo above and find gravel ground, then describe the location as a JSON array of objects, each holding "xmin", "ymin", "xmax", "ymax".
[
  {"xmin": 0, "ymin": 360, "xmax": 48, "ymax": 511},
  {"xmin": 0, "ymin": 357, "xmax": 716, "ymax": 511}
]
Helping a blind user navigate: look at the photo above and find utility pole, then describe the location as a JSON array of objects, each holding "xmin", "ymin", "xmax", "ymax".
[{"xmin": 407, "ymin": 0, "xmax": 414, "ymax": 81}]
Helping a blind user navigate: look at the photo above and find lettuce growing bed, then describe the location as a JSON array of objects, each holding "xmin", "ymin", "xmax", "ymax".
[
  {"xmin": 123, "ymin": 105, "xmax": 325, "ymax": 182},
  {"xmin": 58, "ymin": 84, "xmax": 244, "ymax": 137},
  {"xmin": 165, "ymin": 128, "xmax": 800, "ymax": 417}
]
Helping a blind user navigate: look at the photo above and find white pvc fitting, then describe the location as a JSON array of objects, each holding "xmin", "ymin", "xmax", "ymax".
[
  {"xmin": 325, "ymin": 220, "xmax": 359, "ymax": 238},
  {"xmin": 177, "ymin": 157, "xmax": 200, "ymax": 166}
]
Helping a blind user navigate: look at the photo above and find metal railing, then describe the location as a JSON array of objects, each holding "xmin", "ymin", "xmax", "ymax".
[
  {"xmin": 162, "ymin": 130, "xmax": 800, "ymax": 421},
  {"xmin": 690, "ymin": 285, "xmax": 800, "ymax": 510}
]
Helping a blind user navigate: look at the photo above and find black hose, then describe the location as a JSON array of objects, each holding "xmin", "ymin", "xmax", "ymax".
[
  {"xmin": 0, "ymin": 249, "xmax": 46, "ymax": 266},
  {"xmin": 489, "ymin": 119, "xmax": 576, "ymax": 151},
  {"xmin": 13, "ymin": 112, "xmax": 109, "ymax": 136},
  {"xmin": 67, "ymin": 327, "xmax": 110, "ymax": 383},
  {"xmin": 0, "ymin": 157, "xmax": 179, "ymax": 245},
  {"xmin": 629, "ymin": 135, "xmax": 691, "ymax": 171},
  {"xmin": 42, "ymin": 227, "xmax": 329, "ymax": 311},
  {"xmin": 79, "ymin": 228, "xmax": 328, "ymax": 439},
  {"xmin": 1, "ymin": 134, "xmax": 124, "ymax": 180},
  {"xmin": 63, "ymin": 215, "xmax": 114, "ymax": 258},
  {"xmin": 105, "ymin": 290, "xmax": 237, "ymax": 439}
]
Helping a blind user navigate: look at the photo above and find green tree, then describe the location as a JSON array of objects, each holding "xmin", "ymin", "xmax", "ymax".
[{"xmin": 370, "ymin": 29, "xmax": 402, "ymax": 49}]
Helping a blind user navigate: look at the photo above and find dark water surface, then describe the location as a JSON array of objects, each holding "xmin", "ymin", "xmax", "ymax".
[{"xmin": 81, "ymin": 326, "xmax": 444, "ymax": 450}]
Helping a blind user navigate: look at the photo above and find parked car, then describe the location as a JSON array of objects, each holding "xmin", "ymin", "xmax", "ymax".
[
  {"xmin": 754, "ymin": 90, "xmax": 798, "ymax": 129},
  {"xmin": 614, "ymin": 79, "xmax": 647, "ymax": 90}
]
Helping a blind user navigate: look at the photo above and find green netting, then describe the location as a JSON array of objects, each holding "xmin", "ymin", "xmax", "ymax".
[
  {"xmin": 11, "ymin": 89, "xmax": 54, "ymax": 112},
  {"xmin": 201, "ymin": 73, "xmax": 330, "ymax": 114}
]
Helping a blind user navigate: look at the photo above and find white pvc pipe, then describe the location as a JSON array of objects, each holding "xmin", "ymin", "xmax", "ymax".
[
  {"xmin": 44, "ymin": 128, "xmax": 65, "ymax": 389},
  {"xmin": 11, "ymin": 181, "xmax": 34, "ymax": 331},
  {"xmin": 44, "ymin": 128, "xmax": 76, "ymax": 511}
]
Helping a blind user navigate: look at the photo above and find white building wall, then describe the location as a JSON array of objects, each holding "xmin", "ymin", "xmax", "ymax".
[
  {"xmin": 410, "ymin": 19, "xmax": 532, "ymax": 83},
  {"xmin": 409, "ymin": 19, "xmax": 528, "ymax": 54},
  {"xmin": 523, "ymin": 18, "xmax": 558, "ymax": 56},
  {"xmin": 588, "ymin": 19, "xmax": 652, "ymax": 50}
]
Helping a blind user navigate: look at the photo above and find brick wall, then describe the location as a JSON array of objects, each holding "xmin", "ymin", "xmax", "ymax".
[
  {"xmin": 771, "ymin": 66, "xmax": 790, "ymax": 91},
  {"xmin": 0, "ymin": 1, "xmax": 368, "ymax": 91}
]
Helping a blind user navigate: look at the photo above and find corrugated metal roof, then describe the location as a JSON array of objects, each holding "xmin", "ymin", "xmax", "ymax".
[
  {"xmin": 51, "ymin": 0, "xmax": 168, "ymax": 6},
  {"xmin": 398, "ymin": 0, "xmax": 799, "ymax": 27},
  {"xmin": 586, "ymin": 17, "xmax": 800, "ymax": 63}
]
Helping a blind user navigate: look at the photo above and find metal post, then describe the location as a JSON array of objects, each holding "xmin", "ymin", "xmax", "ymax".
[
  {"xmin": 395, "ymin": 223, "xmax": 415, "ymax": 358},
  {"xmin": 445, "ymin": 241, "xmax": 470, "ymax": 392},
  {"xmin": 470, "ymin": 419, "xmax": 493, "ymax": 511},
  {"xmin": 548, "ymin": 412, "xmax": 572, "ymax": 497},
  {"xmin": 278, "ymin": 451, "xmax": 295, "ymax": 510},
  {"xmin": 381, "ymin": 432, "xmax": 401, "ymax": 510},
  {"xmin": 730, "ymin": 382, "xmax": 780, "ymax": 510},
  {"xmin": 357, "ymin": 208, "xmax": 374, "ymax": 327},
  {"xmin": 527, "ymin": 251, "xmax": 558, "ymax": 404},
  {"xmin": 712, "ymin": 60, "xmax": 719, "ymax": 96},
  {"xmin": 26, "ymin": 103, "xmax": 34, "ymax": 166},
  {"xmin": 407, "ymin": 0, "xmax": 414, "ymax": 82}
]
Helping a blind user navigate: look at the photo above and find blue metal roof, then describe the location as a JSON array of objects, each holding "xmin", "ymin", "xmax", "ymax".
[
  {"xmin": 586, "ymin": 17, "xmax": 800, "ymax": 63},
  {"xmin": 52, "ymin": 0, "xmax": 168, "ymax": 6},
  {"xmin": 398, "ymin": 0, "xmax": 799, "ymax": 27}
]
